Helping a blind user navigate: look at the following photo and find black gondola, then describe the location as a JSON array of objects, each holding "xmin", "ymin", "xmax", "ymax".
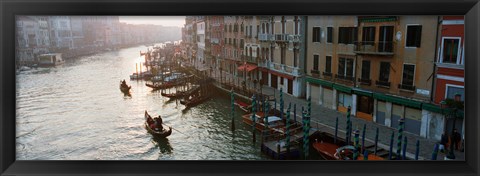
[{"xmin": 144, "ymin": 111, "xmax": 172, "ymax": 138}]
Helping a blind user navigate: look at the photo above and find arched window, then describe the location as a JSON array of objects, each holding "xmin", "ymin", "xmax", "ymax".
[{"xmin": 262, "ymin": 23, "xmax": 266, "ymax": 34}]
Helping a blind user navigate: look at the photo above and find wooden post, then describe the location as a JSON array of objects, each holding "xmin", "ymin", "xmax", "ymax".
[
  {"xmin": 363, "ymin": 150, "xmax": 369, "ymax": 160},
  {"xmin": 375, "ymin": 127, "xmax": 379, "ymax": 155},
  {"xmin": 415, "ymin": 140, "xmax": 420, "ymax": 160},
  {"xmin": 389, "ymin": 131, "xmax": 394, "ymax": 160},
  {"xmin": 353, "ymin": 129, "xmax": 360, "ymax": 160},
  {"xmin": 431, "ymin": 143, "xmax": 439, "ymax": 160},
  {"xmin": 231, "ymin": 89, "xmax": 235, "ymax": 132},
  {"xmin": 346, "ymin": 106, "xmax": 351, "ymax": 145},
  {"xmin": 286, "ymin": 102, "xmax": 291, "ymax": 158},
  {"xmin": 334, "ymin": 117, "xmax": 338, "ymax": 145},
  {"xmin": 362, "ymin": 124, "xmax": 366, "ymax": 153},
  {"xmin": 251, "ymin": 95, "xmax": 257, "ymax": 144},
  {"xmin": 402, "ymin": 136, "xmax": 408, "ymax": 160}
]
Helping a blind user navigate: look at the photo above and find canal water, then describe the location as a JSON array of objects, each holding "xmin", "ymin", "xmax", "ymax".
[{"xmin": 16, "ymin": 44, "xmax": 270, "ymax": 160}]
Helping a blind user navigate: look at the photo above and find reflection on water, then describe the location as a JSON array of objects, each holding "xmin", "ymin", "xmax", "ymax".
[{"xmin": 16, "ymin": 45, "xmax": 269, "ymax": 160}]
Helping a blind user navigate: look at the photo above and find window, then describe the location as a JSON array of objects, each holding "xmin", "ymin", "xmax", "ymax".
[
  {"xmin": 337, "ymin": 57, "xmax": 354, "ymax": 79},
  {"xmin": 250, "ymin": 26, "xmax": 253, "ymax": 36},
  {"xmin": 241, "ymin": 24, "xmax": 244, "ymax": 32},
  {"xmin": 240, "ymin": 39, "xmax": 244, "ymax": 48},
  {"xmin": 362, "ymin": 27, "xmax": 375, "ymax": 45},
  {"xmin": 262, "ymin": 23, "xmax": 266, "ymax": 33},
  {"xmin": 229, "ymin": 24, "xmax": 232, "ymax": 32},
  {"xmin": 327, "ymin": 27, "xmax": 333, "ymax": 43},
  {"xmin": 379, "ymin": 26, "xmax": 394, "ymax": 52},
  {"xmin": 294, "ymin": 16, "xmax": 299, "ymax": 35},
  {"xmin": 361, "ymin": 60, "xmax": 370, "ymax": 80},
  {"xmin": 294, "ymin": 50, "xmax": 298, "ymax": 67},
  {"xmin": 313, "ymin": 27, "xmax": 321, "ymax": 42},
  {"xmin": 379, "ymin": 62, "xmax": 390, "ymax": 83},
  {"xmin": 446, "ymin": 85, "xmax": 465, "ymax": 101},
  {"xmin": 406, "ymin": 25, "xmax": 422, "ymax": 47},
  {"xmin": 441, "ymin": 38, "xmax": 460, "ymax": 64},
  {"xmin": 401, "ymin": 64, "xmax": 415, "ymax": 89},
  {"xmin": 338, "ymin": 27, "xmax": 357, "ymax": 44},
  {"xmin": 325, "ymin": 56, "xmax": 332, "ymax": 73},
  {"xmin": 313, "ymin": 55, "xmax": 319, "ymax": 71},
  {"xmin": 281, "ymin": 47, "xmax": 286, "ymax": 64},
  {"xmin": 281, "ymin": 16, "xmax": 286, "ymax": 34}
]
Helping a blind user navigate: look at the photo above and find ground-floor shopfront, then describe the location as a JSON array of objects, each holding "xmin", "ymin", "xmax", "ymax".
[{"xmin": 305, "ymin": 76, "xmax": 452, "ymax": 141}]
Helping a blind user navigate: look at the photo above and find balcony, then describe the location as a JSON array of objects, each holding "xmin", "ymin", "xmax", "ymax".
[
  {"xmin": 269, "ymin": 61, "xmax": 302, "ymax": 77},
  {"xmin": 323, "ymin": 72, "xmax": 332, "ymax": 77},
  {"xmin": 398, "ymin": 84, "xmax": 415, "ymax": 91},
  {"xmin": 354, "ymin": 41, "xmax": 395, "ymax": 56},
  {"xmin": 358, "ymin": 78, "xmax": 372, "ymax": 86},
  {"xmin": 310, "ymin": 69, "xmax": 320, "ymax": 78},
  {"xmin": 375, "ymin": 80, "xmax": 391, "ymax": 88},
  {"xmin": 274, "ymin": 34, "xmax": 289, "ymax": 42},
  {"xmin": 242, "ymin": 55, "xmax": 258, "ymax": 64},
  {"xmin": 258, "ymin": 34, "xmax": 269, "ymax": 41},
  {"xmin": 335, "ymin": 74, "xmax": 355, "ymax": 81}
]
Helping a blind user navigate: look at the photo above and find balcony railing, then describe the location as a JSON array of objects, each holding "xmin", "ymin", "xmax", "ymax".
[
  {"xmin": 311, "ymin": 70, "xmax": 320, "ymax": 77},
  {"xmin": 275, "ymin": 34, "xmax": 289, "ymax": 41},
  {"xmin": 335, "ymin": 74, "xmax": 355, "ymax": 81},
  {"xmin": 375, "ymin": 80, "xmax": 391, "ymax": 88},
  {"xmin": 268, "ymin": 61, "xmax": 302, "ymax": 77},
  {"xmin": 358, "ymin": 78, "xmax": 372, "ymax": 86},
  {"xmin": 398, "ymin": 84, "xmax": 415, "ymax": 91},
  {"xmin": 258, "ymin": 34, "xmax": 270, "ymax": 41},
  {"xmin": 323, "ymin": 72, "xmax": 332, "ymax": 77},
  {"xmin": 354, "ymin": 41, "xmax": 394, "ymax": 55}
]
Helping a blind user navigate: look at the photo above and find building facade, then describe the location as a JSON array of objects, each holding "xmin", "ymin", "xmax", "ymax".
[
  {"xmin": 259, "ymin": 16, "xmax": 306, "ymax": 97},
  {"xmin": 305, "ymin": 16, "xmax": 444, "ymax": 140}
]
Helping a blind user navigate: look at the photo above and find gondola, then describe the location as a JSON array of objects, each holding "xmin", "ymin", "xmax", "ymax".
[
  {"xmin": 180, "ymin": 95, "xmax": 210, "ymax": 107},
  {"xmin": 145, "ymin": 82, "xmax": 175, "ymax": 90},
  {"xmin": 120, "ymin": 81, "xmax": 131, "ymax": 93},
  {"xmin": 161, "ymin": 91, "xmax": 186, "ymax": 98},
  {"xmin": 144, "ymin": 111, "xmax": 172, "ymax": 138}
]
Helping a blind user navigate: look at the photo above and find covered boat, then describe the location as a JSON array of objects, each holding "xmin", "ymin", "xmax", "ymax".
[{"xmin": 144, "ymin": 111, "xmax": 172, "ymax": 138}]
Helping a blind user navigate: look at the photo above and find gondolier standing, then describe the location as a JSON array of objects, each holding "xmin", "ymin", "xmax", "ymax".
[{"xmin": 154, "ymin": 115, "xmax": 164, "ymax": 131}]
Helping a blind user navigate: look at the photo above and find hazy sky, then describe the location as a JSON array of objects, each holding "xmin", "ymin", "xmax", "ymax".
[{"xmin": 119, "ymin": 16, "xmax": 185, "ymax": 27}]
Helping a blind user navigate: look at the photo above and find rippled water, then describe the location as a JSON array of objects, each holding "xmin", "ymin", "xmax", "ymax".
[{"xmin": 16, "ymin": 45, "xmax": 269, "ymax": 160}]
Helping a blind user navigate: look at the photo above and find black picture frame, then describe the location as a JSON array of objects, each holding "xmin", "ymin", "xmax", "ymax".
[{"xmin": 1, "ymin": 0, "xmax": 479, "ymax": 176}]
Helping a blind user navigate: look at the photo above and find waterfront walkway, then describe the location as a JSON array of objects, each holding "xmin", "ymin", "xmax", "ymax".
[{"xmin": 209, "ymin": 69, "xmax": 464, "ymax": 160}]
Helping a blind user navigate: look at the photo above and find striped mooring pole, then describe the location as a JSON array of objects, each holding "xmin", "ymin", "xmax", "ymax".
[
  {"xmin": 362, "ymin": 124, "xmax": 366, "ymax": 153},
  {"xmin": 293, "ymin": 104, "xmax": 297, "ymax": 124},
  {"xmin": 280, "ymin": 88, "xmax": 284, "ymax": 120},
  {"xmin": 274, "ymin": 90, "xmax": 276, "ymax": 112},
  {"xmin": 307, "ymin": 96, "xmax": 311, "ymax": 117},
  {"xmin": 303, "ymin": 109, "xmax": 310, "ymax": 159},
  {"xmin": 374, "ymin": 127, "xmax": 379, "ymax": 155},
  {"xmin": 402, "ymin": 136, "xmax": 408, "ymax": 160},
  {"xmin": 389, "ymin": 131, "xmax": 394, "ymax": 160},
  {"xmin": 251, "ymin": 95, "xmax": 257, "ymax": 143},
  {"xmin": 346, "ymin": 106, "xmax": 352, "ymax": 145},
  {"xmin": 264, "ymin": 101, "xmax": 270, "ymax": 141},
  {"xmin": 286, "ymin": 103, "xmax": 292, "ymax": 155},
  {"xmin": 353, "ymin": 129, "xmax": 360, "ymax": 160},
  {"xmin": 231, "ymin": 89, "xmax": 235, "ymax": 131},
  {"xmin": 334, "ymin": 117, "xmax": 338, "ymax": 144},
  {"xmin": 415, "ymin": 140, "xmax": 420, "ymax": 160},
  {"xmin": 431, "ymin": 143, "xmax": 439, "ymax": 160},
  {"xmin": 397, "ymin": 118, "xmax": 405, "ymax": 160}
]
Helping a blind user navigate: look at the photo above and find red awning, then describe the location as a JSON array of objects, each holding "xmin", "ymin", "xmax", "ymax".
[{"xmin": 237, "ymin": 63, "xmax": 258, "ymax": 72}]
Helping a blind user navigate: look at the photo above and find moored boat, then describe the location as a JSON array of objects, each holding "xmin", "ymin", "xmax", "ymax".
[
  {"xmin": 311, "ymin": 132, "xmax": 384, "ymax": 160},
  {"xmin": 38, "ymin": 53, "xmax": 65, "ymax": 67},
  {"xmin": 145, "ymin": 82, "xmax": 176, "ymax": 90},
  {"xmin": 144, "ymin": 111, "xmax": 172, "ymax": 138}
]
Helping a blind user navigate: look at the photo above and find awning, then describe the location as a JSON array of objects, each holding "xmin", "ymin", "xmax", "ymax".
[
  {"xmin": 333, "ymin": 84, "xmax": 352, "ymax": 94},
  {"xmin": 373, "ymin": 93, "xmax": 422, "ymax": 109},
  {"xmin": 238, "ymin": 63, "xmax": 258, "ymax": 72},
  {"xmin": 306, "ymin": 76, "xmax": 333, "ymax": 88},
  {"xmin": 353, "ymin": 89, "xmax": 373, "ymax": 97}
]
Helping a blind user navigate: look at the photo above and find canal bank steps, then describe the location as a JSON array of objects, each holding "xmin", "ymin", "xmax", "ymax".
[{"xmin": 209, "ymin": 70, "xmax": 464, "ymax": 160}]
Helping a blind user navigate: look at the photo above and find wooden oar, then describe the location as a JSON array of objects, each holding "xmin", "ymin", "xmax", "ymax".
[{"xmin": 162, "ymin": 123, "xmax": 189, "ymax": 137}]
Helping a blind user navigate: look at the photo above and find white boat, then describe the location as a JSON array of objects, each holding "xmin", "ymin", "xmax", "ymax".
[{"xmin": 38, "ymin": 53, "xmax": 64, "ymax": 67}]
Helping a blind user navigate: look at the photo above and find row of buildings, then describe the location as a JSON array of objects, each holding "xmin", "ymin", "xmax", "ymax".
[
  {"xmin": 16, "ymin": 16, "xmax": 181, "ymax": 65},
  {"xmin": 181, "ymin": 16, "xmax": 465, "ymax": 141}
]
